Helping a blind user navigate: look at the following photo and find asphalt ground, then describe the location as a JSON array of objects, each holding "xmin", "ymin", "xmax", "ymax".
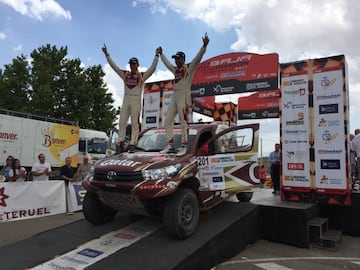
[{"xmin": 0, "ymin": 211, "xmax": 84, "ymax": 248}]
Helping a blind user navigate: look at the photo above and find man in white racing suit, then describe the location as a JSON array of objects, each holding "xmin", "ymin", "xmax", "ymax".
[
  {"xmin": 158, "ymin": 33, "xmax": 209, "ymax": 155},
  {"xmin": 102, "ymin": 45, "xmax": 160, "ymax": 153}
]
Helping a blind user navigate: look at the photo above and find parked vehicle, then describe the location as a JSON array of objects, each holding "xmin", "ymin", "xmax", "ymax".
[
  {"xmin": 0, "ymin": 108, "xmax": 111, "ymax": 178},
  {"xmin": 82, "ymin": 122, "xmax": 260, "ymax": 239},
  {"xmin": 78, "ymin": 129, "xmax": 113, "ymax": 165}
]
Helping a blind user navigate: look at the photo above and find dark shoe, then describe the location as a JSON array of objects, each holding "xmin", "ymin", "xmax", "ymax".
[
  {"xmin": 116, "ymin": 142, "xmax": 125, "ymax": 154},
  {"xmin": 128, "ymin": 145, "xmax": 135, "ymax": 153}
]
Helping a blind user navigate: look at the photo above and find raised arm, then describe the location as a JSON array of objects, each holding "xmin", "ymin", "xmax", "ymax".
[
  {"xmin": 188, "ymin": 33, "xmax": 209, "ymax": 74},
  {"xmin": 102, "ymin": 44, "xmax": 126, "ymax": 80},
  {"xmin": 143, "ymin": 48, "xmax": 161, "ymax": 80},
  {"xmin": 158, "ymin": 46, "xmax": 176, "ymax": 74}
]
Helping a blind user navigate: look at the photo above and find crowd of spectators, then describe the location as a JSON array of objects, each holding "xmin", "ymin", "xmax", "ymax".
[{"xmin": 0, "ymin": 154, "xmax": 91, "ymax": 183}]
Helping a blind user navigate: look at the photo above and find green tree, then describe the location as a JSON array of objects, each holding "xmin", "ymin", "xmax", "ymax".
[
  {"xmin": 29, "ymin": 44, "xmax": 66, "ymax": 116},
  {"xmin": 0, "ymin": 55, "xmax": 30, "ymax": 111},
  {"xmin": 0, "ymin": 44, "xmax": 117, "ymax": 133},
  {"xmin": 83, "ymin": 65, "xmax": 116, "ymax": 131}
]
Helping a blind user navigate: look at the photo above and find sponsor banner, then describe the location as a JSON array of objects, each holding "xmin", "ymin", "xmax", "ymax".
[
  {"xmin": 238, "ymin": 89, "xmax": 280, "ymax": 119},
  {"xmin": 192, "ymin": 96, "xmax": 215, "ymax": 117},
  {"xmin": 67, "ymin": 182, "xmax": 86, "ymax": 212},
  {"xmin": 197, "ymin": 155, "xmax": 228, "ymax": 190},
  {"xmin": 143, "ymin": 91, "xmax": 160, "ymax": 129},
  {"xmin": 143, "ymin": 80, "xmax": 180, "ymax": 128},
  {"xmin": 0, "ymin": 181, "xmax": 66, "ymax": 222},
  {"xmin": 281, "ymin": 71, "xmax": 311, "ymax": 188},
  {"xmin": 313, "ymin": 67, "xmax": 347, "ymax": 190},
  {"xmin": 197, "ymin": 154, "xmax": 240, "ymax": 190},
  {"xmin": 280, "ymin": 55, "xmax": 350, "ymax": 205},
  {"xmin": 31, "ymin": 219, "xmax": 161, "ymax": 270},
  {"xmin": 191, "ymin": 52, "xmax": 279, "ymax": 97}
]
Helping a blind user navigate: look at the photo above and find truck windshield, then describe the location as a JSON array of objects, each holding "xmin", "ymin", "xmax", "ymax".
[
  {"xmin": 88, "ymin": 139, "xmax": 107, "ymax": 154},
  {"xmin": 137, "ymin": 129, "xmax": 194, "ymax": 152}
]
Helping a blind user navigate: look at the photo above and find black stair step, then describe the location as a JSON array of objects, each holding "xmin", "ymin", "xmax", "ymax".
[
  {"xmin": 321, "ymin": 229, "xmax": 342, "ymax": 242},
  {"xmin": 308, "ymin": 217, "xmax": 328, "ymax": 227}
]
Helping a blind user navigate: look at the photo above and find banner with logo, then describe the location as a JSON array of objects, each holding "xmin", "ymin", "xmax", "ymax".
[
  {"xmin": 238, "ymin": 89, "xmax": 280, "ymax": 120},
  {"xmin": 0, "ymin": 181, "xmax": 66, "ymax": 222},
  {"xmin": 67, "ymin": 182, "xmax": 87, "ymax": 212},
  {"xmin": 281, "ymin": 69, "xmax": 311, "ymax": 190},
  {"xmin": 313, "ymin": 57, "xmax": 349, "ymax": 193},
  {"xmin": 191, "ymin": 52, "xmax": 279, "ymax": 97},
  {"xmin": 280, "ymin": 55, "xmax": 351, "ymax": 205}
]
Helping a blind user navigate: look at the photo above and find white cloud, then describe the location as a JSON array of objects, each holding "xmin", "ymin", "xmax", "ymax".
[
  {"xmin": 137, "ymin": 0, "xmax": 360, "ymax": 129},
  {"xmin": 0, "ymin": 0, "xmax": 71, "ymax": 21},
  {"xmin": 0, "ymin": 32, "xmax": 6, "ymax": 40}
]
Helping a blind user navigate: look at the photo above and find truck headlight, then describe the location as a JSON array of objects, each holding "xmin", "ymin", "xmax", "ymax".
[{"xmin": 142, "ymin": 164, "xmax": 182, "ymax": 180}]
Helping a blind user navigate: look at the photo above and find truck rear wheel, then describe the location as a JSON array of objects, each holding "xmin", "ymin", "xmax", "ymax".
[
  {"xmin": 83, "ymin": 192, "xmax": 117, "ymax": 225},
  {"xmin": 236, "ymin": 192, "xmax": 253, "ymax": 202},
  {"xmin": 163, "ymin": 188, "xmax": 199, "ymax": 239}
]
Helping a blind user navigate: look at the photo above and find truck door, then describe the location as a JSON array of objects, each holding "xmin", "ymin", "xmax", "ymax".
[{"xmin": 197, "ymin": 123, "xmax": 260, "ymax": 195}]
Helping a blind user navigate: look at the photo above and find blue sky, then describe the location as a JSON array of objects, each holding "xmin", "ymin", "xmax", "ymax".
[{"xmin": 1, "ymin": 0, "xmax": 360, "ymax": 156}]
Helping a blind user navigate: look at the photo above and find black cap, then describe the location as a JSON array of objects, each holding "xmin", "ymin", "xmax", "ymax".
[
  {"xmin": 128, "ymin": 57, "xmax": 139, "ymax": 65},
  {"xmin": 171, "ymin": 51, "xmax": 185, "ymax": 59}
]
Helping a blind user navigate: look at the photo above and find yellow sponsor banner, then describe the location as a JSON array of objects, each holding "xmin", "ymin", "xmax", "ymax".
[{"xmin": 43, "ymin": 124, "xmax": 80, "ymax": 167}]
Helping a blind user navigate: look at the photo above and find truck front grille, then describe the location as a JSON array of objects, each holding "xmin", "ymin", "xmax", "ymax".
[{"xmin": 94, "ymin": 170, "xmax": 143, "ymax": 182}]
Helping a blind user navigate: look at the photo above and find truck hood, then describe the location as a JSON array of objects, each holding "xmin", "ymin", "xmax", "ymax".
[{"xmin": 95, "ymin": 152, "xmax": 181, "ymax": 172}]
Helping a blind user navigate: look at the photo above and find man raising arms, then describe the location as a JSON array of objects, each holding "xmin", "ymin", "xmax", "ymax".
[
  {"xmin": 158, "ymin": 33, "xmax": 210, "ymax": 155},
  {"xmin": 102, "ymin": 45, "xmax": 161, "ymax": 153}
]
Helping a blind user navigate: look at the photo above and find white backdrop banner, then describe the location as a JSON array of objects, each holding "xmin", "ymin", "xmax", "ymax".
[{"xmin": 0, "ymin": 181, "xmax": 66, "ymax": 222}]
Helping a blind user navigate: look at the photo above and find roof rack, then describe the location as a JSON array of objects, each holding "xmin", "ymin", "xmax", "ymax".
[{"xmin": 0, "ymin": 108, "xmax": 78, "ymax": 126}]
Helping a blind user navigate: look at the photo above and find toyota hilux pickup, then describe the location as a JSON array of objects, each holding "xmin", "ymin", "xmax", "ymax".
[{"xmin": 82, "ymin": 122, "xmax": 260, "ymax": 239}]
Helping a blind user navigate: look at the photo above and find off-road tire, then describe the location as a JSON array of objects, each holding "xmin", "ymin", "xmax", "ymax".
[
  {"xmin": 163, "ymin": 188, "xmax": 199, "ymax": 239},
  {"xmin": 83, "ymin": 192, "xmax": 117, "ymax": 225},
  {"xmin": 236, "ymin": 192, "xmax": 253, "ymax": 202}
]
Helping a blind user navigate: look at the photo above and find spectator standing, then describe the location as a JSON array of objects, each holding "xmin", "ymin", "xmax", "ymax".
[
  {"xmin": 102, "ymin": 45, "xmax": 160, "ymax": 153},
  {"xmin": 259, "ymin": 165, "xmax": 266, "ymax": 188},
  {"xmin": 351, "ymin": 129, "xmax": 360, "ymax": 180},
  {"xmin": 0, "ymin": 155, "xmax": 14, "ymax": 182},
  {"xmin": 349, "ymin": 133, "xmax": 357, "ymax": 182},
  {"xmin": 76, "ymin": 156, "xmax": 92, "ymax": 180},
  {"xmin": 269, "ymin": 143, "xmax": 281, "ymax": 195},
  {"xmin": 158, "ymin": 33, "xmax": 209, "ymax": 155},
  {"xmin": 8, "ymin": 158, "xmax": 27, "ymax": 182},
  {"xmin": 31, "ymin": 153, "xmax": 52, "ymax": 181},
  {"xmin": 60, "ymin": 157, "xmax": 77, "ymax": 214},
  {"xmin": 60, "ymin": 157, "xmax": 77, "ymax": 186}
]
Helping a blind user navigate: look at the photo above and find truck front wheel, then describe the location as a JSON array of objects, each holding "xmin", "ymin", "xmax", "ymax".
[
  {"xmin": 83, "ymin": 192, "xmax": 117, "ymax": 225},
  {"xmin": 236, "ymin": 192, "xmax": 253, "ymax": 202},
  {"xmin": 163, "ymin": 188, "xmax": 199, "ymax": 239}
]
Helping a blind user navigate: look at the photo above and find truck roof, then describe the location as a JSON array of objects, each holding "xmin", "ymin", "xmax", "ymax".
[{"xmin": 0, "ymin": 108, "xmax": 77, "ymax": 126}]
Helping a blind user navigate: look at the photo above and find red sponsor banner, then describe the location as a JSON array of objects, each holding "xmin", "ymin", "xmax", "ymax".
[
  {"xmin": 191, "ymin": 52, "xmax": 279, "ymax": 97},
  {"xmin": 238, "ymin": 89, "xmax": 280, "ymax": 119},
  {"xmin": 287, "ymin": 163, "xmax": 305, "ymax": 170},
  {"xmin": 192, "ymin": 96, "xmax": 215, "ymax": 117}
]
